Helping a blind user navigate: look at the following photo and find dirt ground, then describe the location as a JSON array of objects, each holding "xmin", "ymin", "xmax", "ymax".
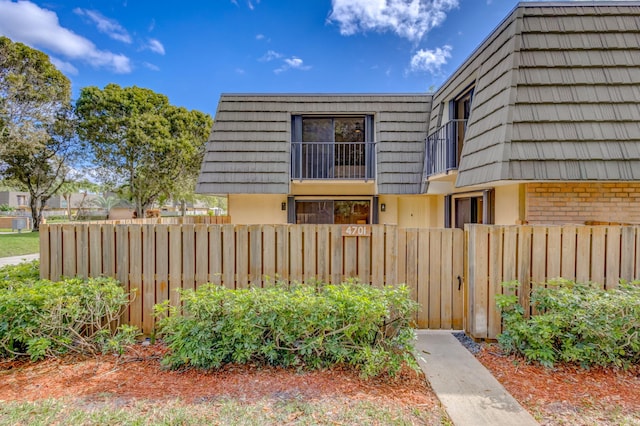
[
  {"xmin": 1, "ymin": 341, "xmax": 639, "ymax": 425},
  {"xmin": 477, "ymin": 343, "xmax": 640, "ymax": 425},
  {"xmin": 0, "ymin": 343, "xmax": 437, "ymax": 408}
]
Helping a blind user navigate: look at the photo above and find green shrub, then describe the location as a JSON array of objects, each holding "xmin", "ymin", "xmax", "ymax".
[
  {"xmin": 0, "ymin": 276, "xmax": 139, "ymax": 360},
  {"xmin": 156, "ymin": 281, "xmax": 419, "ymax": 377},
  {"xmin": 496, "ymin": 279, "xmax": 640, "ymax": 368},
  {"xmin": 0, "ymin": 260, "xmax": 41, "ymax": 287}
]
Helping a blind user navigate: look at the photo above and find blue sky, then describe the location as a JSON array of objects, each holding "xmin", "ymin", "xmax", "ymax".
[{"xmin": 0, "ymin": 0, "xmax": 594, "ymax": 117}]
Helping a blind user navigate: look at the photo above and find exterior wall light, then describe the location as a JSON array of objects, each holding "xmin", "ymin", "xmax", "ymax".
[
  {"xmin": 380, "ymin": 203, "xmax": 386, "ymax": 212},
  {"xmin": 281, "ymin": 202, "xmax": 287, "ymax": 211}
]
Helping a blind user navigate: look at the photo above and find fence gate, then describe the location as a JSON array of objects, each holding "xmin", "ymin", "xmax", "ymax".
[{"xmin": 401, "ymin": 228, "xmax": 465, "ymax": 329}]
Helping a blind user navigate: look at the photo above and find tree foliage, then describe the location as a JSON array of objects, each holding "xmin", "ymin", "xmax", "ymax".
[
  {"xmin": 0, "ymin": 36, "xmax": 71, "ymax": 156},
  {"xmin": 75, "ymin": 84, "xmax": 212, "ymax": 217},
  {"xmin": 0, "ymin": 37, "xmax": 75, "ymax": 230},
  {"xmin": 57, "ymin": 179, "xmax": 100, "ymax": 221}
]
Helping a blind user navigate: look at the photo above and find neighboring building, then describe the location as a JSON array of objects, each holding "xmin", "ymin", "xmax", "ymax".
[
  {"xmin": 0, "ymin": 191, "xmax": 29, "ymax": 212},
  {"xmin": 47, "ymin": 193, "xmax": 99, "ymax": 210},
  {"xmin": 197, "ymin": 1, "xmax": 640, "ymax": 227}
]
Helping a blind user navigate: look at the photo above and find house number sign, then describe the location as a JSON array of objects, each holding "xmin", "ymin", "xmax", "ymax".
[{"xmin": 342, "ymin": 225, "xmax": 371, "ymax": 237}]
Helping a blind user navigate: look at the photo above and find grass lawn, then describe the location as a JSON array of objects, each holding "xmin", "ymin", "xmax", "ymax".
[
  {"xmin": 0, "ymin": 231, "xmax": 39, "ymax": 258},
  {"xmin": 0, "ymin": 397, "xmax": 445, "ymax": 426}
]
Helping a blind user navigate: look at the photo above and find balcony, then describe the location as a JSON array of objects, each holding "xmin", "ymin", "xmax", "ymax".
[
  {"xmin": 423, "ymin": 119, "xmax": 467, "ymax": 179},
  {"xmin": 291, "ymin": 141, "xmax": 375, "ymax": 180}
]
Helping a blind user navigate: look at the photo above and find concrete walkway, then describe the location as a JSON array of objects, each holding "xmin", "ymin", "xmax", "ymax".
[
  {"xmin": 415, "ymin": 330, "xmax": 538, "ymax": 426},
  {"xmin": 0, "ymin": 253, "xmax": 39, "ymax": 267}
]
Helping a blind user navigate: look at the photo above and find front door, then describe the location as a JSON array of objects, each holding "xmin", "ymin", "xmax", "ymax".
[{"xmin": 454, "ymin": 196, "xmax": 483, "ymax": 229}]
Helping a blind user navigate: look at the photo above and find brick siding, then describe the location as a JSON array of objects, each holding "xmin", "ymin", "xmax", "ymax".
[{"xmin": 526, "ymin": 182, "xmax": 640, "ymax": 225}]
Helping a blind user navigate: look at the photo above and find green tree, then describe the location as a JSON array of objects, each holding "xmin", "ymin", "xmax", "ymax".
[
  {"xmin": 0, "ymin": 36, "xmax": 71, "ymax": 157},
  {"xmin": 2, "ymin": 109, "xmax": 78, "ymax": 230},
  {"xmin": 90, "ymin": 194, "xmax": 122, "ymax": 219},
  {"xmin": 57, "ymin": 179, "xmax": 99, "ymax": 221},
  {"xmin": 75, "ymin": 84, "xmax": 212, "ymax": 218},
  {"xmin": 0, "ymin": 37, "xmax": 75, "ymax": 230}
]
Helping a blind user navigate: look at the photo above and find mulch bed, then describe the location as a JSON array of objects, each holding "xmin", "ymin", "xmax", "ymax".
[
  {"xmin": 476, "ymin": 343, "xmax": 640, "ymax": 423},
  {"xmin": 2, "ymin": 338, "xmax": 639, "ymax": 425},
  {"xmin": 0, "ymin": 343, "xmax": 438, "ymax": 409}
]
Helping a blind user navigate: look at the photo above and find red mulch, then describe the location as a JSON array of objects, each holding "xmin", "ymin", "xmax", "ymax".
[
  {"xmin": 3, "ymin": 340, "xmax": 639, "ymax": 424},
  {"xmin": 476, "ymin": 343, "xmax": 640, "ymax": 420},
  {"xmin": 0, "ymin": 343, "xmax": 437, "ymax": 409}
]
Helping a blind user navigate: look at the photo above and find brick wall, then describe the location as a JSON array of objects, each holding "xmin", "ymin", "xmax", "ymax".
[{"xmin": 526, "ymin": 182, "xmax": 640, "ymax": 225}]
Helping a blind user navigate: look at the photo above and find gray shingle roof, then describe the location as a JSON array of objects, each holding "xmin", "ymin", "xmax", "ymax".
[
  {"xmin": 427, "ymin": 2, "xmax": 640, "ymax": 187},
  {"xmin": 196, "ymin": 94, "xmax": 432, "ymax": 195}
]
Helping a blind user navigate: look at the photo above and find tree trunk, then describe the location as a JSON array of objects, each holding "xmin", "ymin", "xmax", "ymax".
[
  {"xmin": 64, "ymin": 194, "xmax": 72, "ymax": 221},
  {"xmin": 181, "ymin": 200, "xmax": 187, "ymax": 217},
  {"xmin": 30, "ymin": 195, "xmax": 42, "ymax": 231}
]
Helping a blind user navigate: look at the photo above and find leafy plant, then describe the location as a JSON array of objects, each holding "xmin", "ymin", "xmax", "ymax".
[
  {"xmin": 0, "ymin": 260, "xmax": 40, "ymax": 287},
  {"xmin": 0, "ymin": 276, "xmax": 139, "ymax": 360},
  {"xmin": 156, "ymin": 281, "xmax": 419, "ymax": 377},
  {"xmin": 496, "ymin": 279, "xmax": 640, "ymax": 368}
]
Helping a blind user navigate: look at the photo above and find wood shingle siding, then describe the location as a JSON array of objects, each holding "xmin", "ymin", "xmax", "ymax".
[
  {"xmin": 197, "ymin": 94, "xmax": 431, "ymax": 195},
  {"xmin": 443, "ymin": 2, "xmax": 640, "ymax": 187}
]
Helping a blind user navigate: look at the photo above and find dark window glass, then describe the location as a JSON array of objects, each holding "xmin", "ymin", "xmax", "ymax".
[{"xmin": 295, "ymin": 200, "xmax": 370, "ymax": 224}]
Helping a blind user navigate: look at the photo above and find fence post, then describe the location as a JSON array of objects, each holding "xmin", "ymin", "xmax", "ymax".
[{"xmin": 39, "ymin": 223, "xmax": 50, "ymax": 279}]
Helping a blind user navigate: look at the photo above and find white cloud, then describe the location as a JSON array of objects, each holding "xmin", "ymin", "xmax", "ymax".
[
  {"xmin": 259, "ymin": 50, "xmax": 283, "ymax": 62},
  {"xmin": 409, "ymin": 45, "xmax": 451, "ymax": 73},
  {"xmin": 143, "ymin": 62, "xmax": 160, "ymax": 71},
  {"xmin": 231, "ymin": 0, "xmax": 260, "ymax": 9},
  {"xmin": 274, "ymin": 56, "xmax": 311, "ymax": 74},
  {"xmin": 49, "ymin": 56, "xmax": 79, "ymax": 75},
  {"xmin": 256, "ymin": 34, "xmax": 265, "ymax": 40},
  {"xmin": 73, "ymin": 8, "xmax": 132, "ymax": 44},
  {"xmin": 329, "ymin": 0, "xmax": 459, "ymax": 42},
  {"xmin": 146, "ymin": 38, "xmax": 165, "ymax": 55},
  {"xmin": 0, "ymin": 0, "xmax": 132, "ymax": 73}
]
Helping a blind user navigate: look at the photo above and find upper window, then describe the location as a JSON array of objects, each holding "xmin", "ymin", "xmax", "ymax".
[
  {"xmin": 291, "ymin": 115, "xmax": 374, "ymax": 180},
  {"xmin": 302, "ymin": 117, "xmax": 364, "ymax": 144}
]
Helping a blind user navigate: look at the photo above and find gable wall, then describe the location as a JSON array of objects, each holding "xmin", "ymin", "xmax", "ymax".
[
  {"xmin": 508, "ymin": 4, "xmax": 640, "ymax": 181},
  {"xmin": 196, "ymin": 94, "xmax": 432, "ymax": 195}
]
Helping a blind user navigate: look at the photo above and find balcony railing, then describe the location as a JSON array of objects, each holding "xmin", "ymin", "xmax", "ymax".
[
  {"xmin": 291, "ymin": 141, "xmax": 375, "ymax": 180},
  {"xmin": 423, "ymin": 119, "xmax": 467, "ymax": 179}
]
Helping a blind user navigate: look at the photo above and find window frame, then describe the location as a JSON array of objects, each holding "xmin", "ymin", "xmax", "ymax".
[{"xmin": 291, "ymin": 114, "xmax": 375, "ymax": 180}]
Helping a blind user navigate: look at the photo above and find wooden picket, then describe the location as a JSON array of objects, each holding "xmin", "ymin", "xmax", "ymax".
[
  {"xmin": 39, "ymin": 224, "xmax": 464, "ymax": 332},
  {"xmin": 466, "ymin": 224, "xmax": 640, "ymax": 340},
  {"xmin": 39, "ymin": 223, "xmax": 640, "ymax": 339}
]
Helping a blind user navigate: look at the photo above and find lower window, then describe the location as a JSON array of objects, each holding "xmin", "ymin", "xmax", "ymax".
[{"xmin": 295, "ymin": 200, "xmax": 370, "ymax": 224}]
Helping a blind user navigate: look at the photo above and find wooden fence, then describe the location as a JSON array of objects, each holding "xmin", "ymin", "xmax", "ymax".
[
  {"xmin": 467, "ymin": 224, "xmax": 640, "ymax": 339},
  {"xmin": 83, "ymin": 216, "xmax": 231, "ymax": 225},
  {"xmin": 39, "ymin": 224, "xmax": 464, "ymax": 334},
  {"xmin": 39, "ymin": 222, "xmax": 640, "ymax": 339}
]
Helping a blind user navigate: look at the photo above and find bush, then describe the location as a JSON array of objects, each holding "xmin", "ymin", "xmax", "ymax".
[
  {"xmin": 156, "ymin": 281, "xmax": 419, "ymax": 377},
  {"xmin": 0, "ymin": 260, "xmax": 40, "ymax": 287},
  {"xmin": 0, "ymin": 276, "xmax": 139, "ymax": 360},
  {"xmin": 496, "ymin": 279, "xmax": 640, "ymax": 368}
]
